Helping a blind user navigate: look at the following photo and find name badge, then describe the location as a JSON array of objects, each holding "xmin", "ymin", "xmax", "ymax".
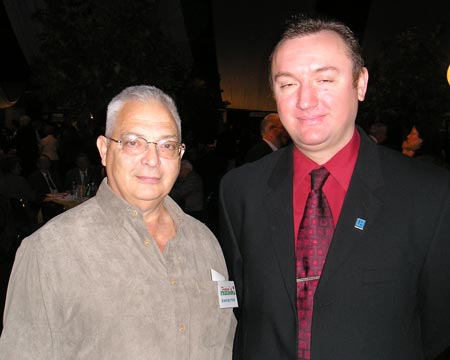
[
  {"xmin": 217, "ymin": 281, "xmax": 238, "ymax": 308},
  {"xmin": 211, "ymin": 269, "xmax": 238, "ymax": 308}
]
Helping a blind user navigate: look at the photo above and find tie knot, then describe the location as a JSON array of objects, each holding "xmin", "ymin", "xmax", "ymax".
[{"xmin": 310, "ymin": 167, "xmax": 330, "ymax": 190}]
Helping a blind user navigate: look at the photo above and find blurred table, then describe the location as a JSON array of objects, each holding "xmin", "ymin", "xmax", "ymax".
[
  {"xmin": 37, "ymin": 192, "xmax": 92, "ymax": 224},
  {"xmin": 44, "ymin": 192, "xmax": 87, "ymax": 210}
]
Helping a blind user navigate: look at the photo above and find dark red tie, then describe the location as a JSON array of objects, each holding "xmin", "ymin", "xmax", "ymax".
[{"xmin": 296, "ymin": 167, "xmax": 334, "ymax": 359}]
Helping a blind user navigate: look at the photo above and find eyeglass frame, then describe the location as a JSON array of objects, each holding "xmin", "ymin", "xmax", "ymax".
[{"xmin": 107, "ymin": 134, "xmax": 186, "ymax": 159}]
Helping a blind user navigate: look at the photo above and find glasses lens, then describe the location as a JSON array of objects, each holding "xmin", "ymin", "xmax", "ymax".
[
  {"xmin": 118, "ymin": 135, "xmax": 181, "ymax": 158},
  {"xmin": 120, "ymin": 135, "xmax": 145, "ymax": 155},
  {"xmin": 158, "ymin": 141, "xmax": 179, "ymax": 158}
]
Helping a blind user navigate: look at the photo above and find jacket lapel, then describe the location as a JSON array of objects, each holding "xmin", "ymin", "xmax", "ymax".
[
  {"xmin": 319, "ymin": 131, "xmax": 385, "ymax": 285},
  {"xmin": 259, "ymin": 133, "xmax": 386, "ymax": 308},
  {"xmin": 263, "ymin": 146, "xmax": 297, "ymax": 312}
]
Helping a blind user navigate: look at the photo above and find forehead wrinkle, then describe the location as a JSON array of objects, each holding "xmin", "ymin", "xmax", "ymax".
[
  {"xmin": 273, "ymin": 71, "xmax": 296, "ymax": 81},
  {"xmin": 274, "ymin": 65, "xmax": 339, "ymax": 80}
]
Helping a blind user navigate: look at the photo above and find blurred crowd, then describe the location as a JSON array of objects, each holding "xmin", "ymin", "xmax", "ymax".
[
  {"xmin": 1, "ymin": 112, "xmax": 449, "ymax": 258},
  {"xmin": 0, "ymin": 114, "xmax": 104, "ymax": 256}
]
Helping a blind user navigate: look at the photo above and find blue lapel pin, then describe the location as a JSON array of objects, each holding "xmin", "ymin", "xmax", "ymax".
[{"xmin": 354, "ymin": 218, "xmax": 366, "ymax": 230}]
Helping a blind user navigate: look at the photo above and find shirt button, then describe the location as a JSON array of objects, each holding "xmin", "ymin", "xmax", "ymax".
[
  {"xmin": 130, "ymin": 210, "xmax": 138, "ymax": 217},
  {"xmin": 144, "ymin": 239, "xmax": 151, "ymax": 247},
  {"xmin": 178, "ymin": 324, "xmax": 185, "ymax": 333},
  {"xmin": 170, "ymin": 279, "xmax": 177, "ymax": 286}
]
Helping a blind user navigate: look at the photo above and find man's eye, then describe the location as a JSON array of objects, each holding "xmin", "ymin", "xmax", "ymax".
[
  {"xmin": 124, "ymin": 139, "xmax": 140, "ymax": 147},
  {"xmin": 160, "ymin": 142, "xmax": 176, "ymax": 150},
  {"xmin": 280, "ymin": 83, "xmax": 294, "ymax": 88}
]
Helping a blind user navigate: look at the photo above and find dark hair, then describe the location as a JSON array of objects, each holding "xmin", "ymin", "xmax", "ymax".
[{"xmin": 269, "ymin": 14, "xmax": 365, "ymax": 87}]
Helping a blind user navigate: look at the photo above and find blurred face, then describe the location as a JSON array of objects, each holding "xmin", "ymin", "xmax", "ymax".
[
  {"xmin": 97, "ymin": 100, "xmax": 184, "ymax": 212},
  {"xmin": 272, "ymin": 118, "xmax": 290, "ymax": 147},
  {"xmin": 402, "ymin": 126, "xmax": 423, "ymax": 151},
  {"xmin": 271, "ymin": 30, "xmax": 368, "ymax": 163},
  {"xmin": 267, "ymin": 117, "xmax": 290, "ymax": 147},
  {"xmin": 76, "ymin": 157, "xmax": 89, "ymax": 171}
]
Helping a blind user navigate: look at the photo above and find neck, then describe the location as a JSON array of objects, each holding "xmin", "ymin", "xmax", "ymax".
[{"xmin": 144, "ymin": 205, "xmax": 176, "ymax": 252}]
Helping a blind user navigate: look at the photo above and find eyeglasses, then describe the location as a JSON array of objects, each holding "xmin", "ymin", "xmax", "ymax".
[{"xmin": 107, "ymin": 134, "xmax": 185, "ymax": 159}]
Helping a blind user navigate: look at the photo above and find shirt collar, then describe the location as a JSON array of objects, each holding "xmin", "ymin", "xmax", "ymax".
[
  {"xmin": 293, "ymin": 128, "xmax": 360, "ymax": 191},
  {"xmin": 262, "ymin": 138, "xmax": 278, "ymax": 151}
]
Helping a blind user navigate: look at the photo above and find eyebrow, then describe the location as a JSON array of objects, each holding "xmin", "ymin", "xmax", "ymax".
[
  {"xmin": 273, "ymin": 66, "xmax": 340, "ymax": 81},
  {"xmin": 123, "ymin": 132, "xmax": 179, "ymax": 141}
]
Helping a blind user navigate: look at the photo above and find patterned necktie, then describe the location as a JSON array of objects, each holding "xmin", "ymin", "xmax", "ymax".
[{"xmin": 296, "ymin": 167, "xmax": 334, "ymax": 359}]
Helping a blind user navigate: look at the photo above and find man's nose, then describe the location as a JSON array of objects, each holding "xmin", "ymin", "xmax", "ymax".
[
  {"xmin": 141, "ymin": 142, "xmax": 161, "ymax": 166},
  {"xmin": 296, "ymin": 83, "xmax": 318, "ymax": 110}
]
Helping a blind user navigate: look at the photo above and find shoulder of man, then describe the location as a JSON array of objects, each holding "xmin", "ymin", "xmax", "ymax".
[{"xmin": 222, "ymin": 145, "xmax": 292, "ymax": 188}]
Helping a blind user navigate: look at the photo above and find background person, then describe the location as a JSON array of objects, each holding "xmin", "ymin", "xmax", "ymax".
[
  {"xmin": 169, "ymin": 159, "xmax": 205, "ymax": 221},
  {"xmin": 219, "ymin": 14, "xmax": 450, "ymax": 360},
  {"xmin": 401, "ymin": 125, "xmax": 423, "ymax": 157},
  {"xmin": 27, "ymin": 154, "xmax": 64, "ymax": 224},
  {"xmin": 243, "ymin": 113, "xmax": 290, "ymax": 163},
  {"xmin": 64, "ymin": 152, "xmax": 101, "ymax": 195},
  {"xmin": 368, "ymin": 121, "xmax": 387, "ymax": 144}
]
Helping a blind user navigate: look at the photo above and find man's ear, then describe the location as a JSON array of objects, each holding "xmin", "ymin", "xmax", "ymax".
[
  {"xmin": 357, "ymin": 67, "xmax": 369, "ymax": 101},
  {"xmin": 96, "ymin": 136, "xmax": 108, "ymax": 167}
]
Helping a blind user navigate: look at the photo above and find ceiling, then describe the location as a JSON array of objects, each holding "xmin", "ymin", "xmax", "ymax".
[{"xmin": 1, "ymin": 0, "xmax": 449, "ymax": 111}]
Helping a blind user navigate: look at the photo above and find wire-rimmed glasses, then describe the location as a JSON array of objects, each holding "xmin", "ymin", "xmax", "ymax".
[{"xmin": 107, "ymin": 134, "xmax": 185, "ymax": 159}]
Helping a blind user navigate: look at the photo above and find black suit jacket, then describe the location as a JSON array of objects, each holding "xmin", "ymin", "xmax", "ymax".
[
  {"xmin": 243, "ymin": 140, "xmax": 273, "ymax": 164},
  {"xmin": 219, "ymin": 129, "xmax": 450, "ymax": 360},
  {"xmin": 27, "ymin": 170, "xmax": 63, "ymax": 202},
  {"xmin": 64, "ymin": 166, "xmax": 101, "ymax": 191}
]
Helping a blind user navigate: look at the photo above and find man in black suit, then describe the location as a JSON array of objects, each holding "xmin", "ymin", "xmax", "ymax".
[
  {"xmin": 28, "ymin": 155, "xmax": 64, "ymax": 223},
  {"xmin": 28, "ymin": 155, "xmax": 62, "ymax": 199},
  {"xmin": 64, "ymin": 153, "xmax": 101, "ymax": 193},
  {"xmin": 243, "ymin": 113, "xmax": 289, "ymax": 163},
  {"xmin": 219, "ymin": 15, "xmax": 450, "ymax": 360}
]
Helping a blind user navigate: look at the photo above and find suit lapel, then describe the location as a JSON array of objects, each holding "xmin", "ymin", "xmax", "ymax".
[
  {"xmin": 320, "ymin": 131, "xmax": 385, "ymax": 285},
  {"xmin": 259, "ymin": 134, "xmax": 386, "ymax": 307},
  {"xmin": 263, "ymin": 146, "xmax": 297, "ymax": 312}
]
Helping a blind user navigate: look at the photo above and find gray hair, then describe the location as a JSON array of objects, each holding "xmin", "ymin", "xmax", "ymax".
[{"xmin": 105, "ymin": 85, "xmax": 182, "ymax": 139}]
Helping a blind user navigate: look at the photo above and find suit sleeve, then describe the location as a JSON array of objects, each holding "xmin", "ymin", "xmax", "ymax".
[{"xmin": 420, "ymin": 179, "xmax": 450, "ymax": 359}]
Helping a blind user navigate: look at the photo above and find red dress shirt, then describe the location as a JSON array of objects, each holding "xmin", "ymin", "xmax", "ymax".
[{"xmin": 293, "ymin": 129, "xmax": 360, "ymax": 247}]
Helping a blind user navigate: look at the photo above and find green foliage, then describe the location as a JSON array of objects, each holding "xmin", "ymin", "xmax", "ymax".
[
  {"xmin": 28, "ymin": 0, "xmax": 189, "ymax": 120},
  {"xmin": 360, "ymin": 24, "xmax": 450, "ymax": 135}
]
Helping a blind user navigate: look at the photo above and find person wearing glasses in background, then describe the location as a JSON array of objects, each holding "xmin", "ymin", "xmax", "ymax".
[{"xmin": 0, "ymin": 85, "xmax": 236, "ymax": 359}]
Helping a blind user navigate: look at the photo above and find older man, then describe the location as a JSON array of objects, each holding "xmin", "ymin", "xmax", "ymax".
[{"xmin": 0, "ymin": 85, "xmax": 236, "ymax": 359}]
